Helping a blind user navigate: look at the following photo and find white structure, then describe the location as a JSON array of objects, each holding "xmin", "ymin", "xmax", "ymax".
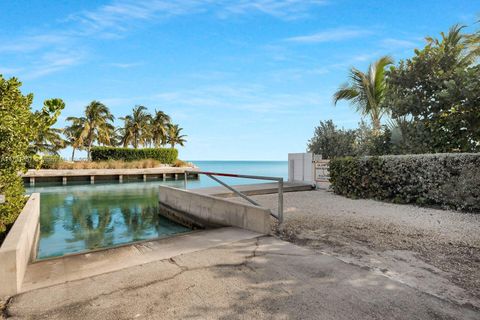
[
  {"xmin": 288, "ymin": 153, "xmax": 330, "ymax": 186},
  {"xmin": 288, "ymin": 153, "xmax": 314, "ymax": 183}
]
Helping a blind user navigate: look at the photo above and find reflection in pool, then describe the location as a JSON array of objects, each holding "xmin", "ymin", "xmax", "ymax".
[{"xmin": 30, "ymin": 181, "xmax": 191, "ymax": 259}]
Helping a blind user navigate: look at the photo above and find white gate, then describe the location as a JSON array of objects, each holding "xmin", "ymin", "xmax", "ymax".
[{"xmin": 288, "ymin": 153, "xmax": 313, "ymax": 183}]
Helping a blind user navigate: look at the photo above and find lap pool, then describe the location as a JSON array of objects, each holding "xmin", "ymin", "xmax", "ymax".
[{"xmin": 27, "ymin": 180, "xmax": 192, "ymax": 260}]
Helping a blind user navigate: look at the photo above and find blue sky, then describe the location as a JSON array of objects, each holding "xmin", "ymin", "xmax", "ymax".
[{"xmin": 0, "ymin": 0, "xmax": 478, "ymax": 160}]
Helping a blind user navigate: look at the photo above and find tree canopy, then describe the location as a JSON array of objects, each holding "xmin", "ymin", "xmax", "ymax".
[
  {"xmin": 384, "ymin": 24, "xmax": 480, "ymax": 153},
  {"xmin": 0, "ymin": 76, "xmax": 63, "ymax": 236}
]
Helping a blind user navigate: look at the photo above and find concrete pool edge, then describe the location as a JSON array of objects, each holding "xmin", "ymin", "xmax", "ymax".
[
  {"xmin": 21, "ymin": 227, "xmax": 262, "ymax": 293},
  {"xmin": 159, "ymin": 186, "xmax": 272, "ymax": 234},
  {"xmin": 0, "ymin": 193, "xmax": 40, "ymax": 297}
]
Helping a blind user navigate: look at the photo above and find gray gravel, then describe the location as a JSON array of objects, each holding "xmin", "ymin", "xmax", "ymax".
[{"xmin": 239, "ymin": 189, "xmax": 480, "ymax": 308}]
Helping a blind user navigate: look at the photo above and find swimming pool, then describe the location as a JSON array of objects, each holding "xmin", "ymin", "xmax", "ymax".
[
  {"xmin": 30, "ymin": 181, "xmax": 192, "ymax": 259},
  {"xmin": 27, "ymin": 161, "xmax": 288, "ymax": 259}
]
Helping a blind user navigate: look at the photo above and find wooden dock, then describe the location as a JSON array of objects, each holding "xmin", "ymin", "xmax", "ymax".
[{"xmin": 22, "ymin": 167, "xmax": 199, "ymax": 186}]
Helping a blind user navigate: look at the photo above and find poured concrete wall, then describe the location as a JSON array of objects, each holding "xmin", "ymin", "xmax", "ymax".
[
  {"xmin": 158, "ymin": 186, "xmax": 271, "ymax": 234},
  {"xmin": 0, "ymin": 194, "xmax": 40, "ymax": 297}
]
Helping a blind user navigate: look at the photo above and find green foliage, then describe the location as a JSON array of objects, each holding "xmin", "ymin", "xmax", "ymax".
[
  {"xmin": 166, "ymin": 124, "xmax": 187, "ymax": 148},
  {"xmin": 91, "ymin": 147, "xmax": 178, "ymax": 163},
  {"xmin": 0, "ymin": 75, "xmax": 64, "ymax": 238},
  {"xmin": 40, "ymin": 155, "xmax": 62, "ymax": 169},
  {"xmin": 384, "ymin": 25, "xmax": 480, "ymax": 153},
  {"xmin": 0, "ymin": 76, "xmax": 33, "ymax": 236},
  {"xmin": 307, "ymin": 120, "xmax": 356, "ymax": 159},
  {"xmin": 307, "ymin": 120, "xmax": 391, "ymax": 159},
  {"xmin": 66, "ymin": 101, "xmax": 115, "ymax": 160},
  {"xmin": 333, "ymin": 56, "xmax": 393, "ymax": 132},
  {"xmin": 120, "ymin": 105, "xmax": 152, "ymax": 148},
  {"xmin": 30, "ymin": 99, "xmax": 66, "ymax": 155},
  {"xmin": 330, "ymin": 153, "xmax": 480, "ymax": 211}
]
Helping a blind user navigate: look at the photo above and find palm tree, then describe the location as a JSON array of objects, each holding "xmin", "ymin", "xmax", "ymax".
[
  {"xmin": 66, "ymin": 101, "xmax": 115, "ymax": 160},
  {"xmin": 151, "ymin": 109, "xmax": 171, "ymax": 147},
  {"xmin": 166, "ymin": 124, "xmax": 187, "ymax": 148},
  {"xmin": 64, "ymin": 120, "xmax": 85, "ymax": 161},
  {"xmin": 120, "ymin": 106, "xmax": 152, "ymax": 148},
  {"xmin": 333, "ymin": 56, "xmax": 393, "ymax": 133},
  {"xmin": 31, "ymin": 127, "xmax": 66, "ymax": 155},
  {"xmin": 30, "ymin": 98, "xmax": 66, "ymax": 154}
]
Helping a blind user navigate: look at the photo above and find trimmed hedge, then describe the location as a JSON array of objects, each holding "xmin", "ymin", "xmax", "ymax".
[
  {"xmin": 91, "ymin": 147, "xmax": 178, "ymax": 164},
  {"xmin": 330, "ymin": 153, "xmax": 480, "ymax": 212}
]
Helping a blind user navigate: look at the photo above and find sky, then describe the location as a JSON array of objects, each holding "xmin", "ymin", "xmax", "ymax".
[{"xmin": 0, "ymin": 0, "xmax": 478, "ymax": 160}]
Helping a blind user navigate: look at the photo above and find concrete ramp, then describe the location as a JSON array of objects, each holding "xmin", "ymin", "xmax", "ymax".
[{"xmin": 158, "ymin": 186, "xmax": 271, "ymax": 234}]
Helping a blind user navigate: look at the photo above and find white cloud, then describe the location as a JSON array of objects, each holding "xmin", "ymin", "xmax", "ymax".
[
  {"xmin": 285, "ymin": 27, "xmax": 371, "ymax": 43},
  {"xmin": 0, "ymin": 66, "xmax": 23, "ymax": 75},
  {"xmin": 380, "ymin": 38, "xmax": 418, "ymax": 49},
  {"xmin": 0, "ymin": 34, "xmax": 70, "ymax": 54},
  {"xmin": 0, "ymin": 0, "xmax": 328, "ymax": 79},
  {"xmin": 70, "ymin": 0, "xmax": 327, "ymax": 36},
  {"xmin": 22, "ymin": 50, "xmax": 86, "ymax": 80},
  {"xmin": 108, "ymin": 62, "xmax": 143, "ymax": 68},
  {"xmin": 150, "ymin": 84, "xmax": 325, "ymax": 114},
  {"xmin": 219, "ymin": 0, "xmax": 328, "ymax": 19}
]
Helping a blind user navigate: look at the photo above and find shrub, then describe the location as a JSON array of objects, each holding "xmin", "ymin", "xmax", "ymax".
[
  {"xmin": 0, "ymin": 76, "xmax": 63, "ymax": 242},
  {"xmin": 0, "ymin": 77, "xmax": 33, "ymax": 238},
  {"xmin": 173, "ymin": 159, "xmax": 194, "ymax": 167},
  {"xmin": 329, "ymin": 153, "xmax": 480, "ymax": 212},
  {"xmin": 41, "ymin": 155, "xmax": 62, "ymax": 169},
  {"xmin": 91, "ymin": 147, "xmax": 178, "ymax": 164}
]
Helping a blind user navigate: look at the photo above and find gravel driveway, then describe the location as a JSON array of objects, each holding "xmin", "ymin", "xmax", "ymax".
[{"xmin": 243, "ymin": 189, "xmax": 480, "ymax": 309}]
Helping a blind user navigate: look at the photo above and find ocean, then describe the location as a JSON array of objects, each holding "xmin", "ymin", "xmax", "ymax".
[{"xmin": 188, "ymin": 160, "xmax": 288, "ymax": 188}]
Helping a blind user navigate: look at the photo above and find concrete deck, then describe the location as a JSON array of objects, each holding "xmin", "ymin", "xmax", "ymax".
[
  {"xmin": 21, "ymin": 227, "xmax": 260, "ymax": 293},
  {"xmin": 7, "ymin": 236, "xmax": 478, "ymax": 319},
  {"xmin": 193, "ymin": 181, "xmax": 314, "ymax": 197},
  {"xmin": 22, "ymin": 167, "xmax": 198, "ymax": 177},
  {"xmin": 22, "ymin": 167, "xmax": 200, "ymax": 186}
]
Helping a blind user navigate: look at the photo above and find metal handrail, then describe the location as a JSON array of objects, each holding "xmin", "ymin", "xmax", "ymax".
[{"xmin": 184, "ymin": 170, "xmax": 284, "ymax": 223}]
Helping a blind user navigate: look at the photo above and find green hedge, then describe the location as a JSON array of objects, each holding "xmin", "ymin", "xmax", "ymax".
[
  {"xmin": 91, "ymin": 147, "xmax": 178, "ymax": 163},
  {"xmin": 330, "ymin": 153, "xmax": 480, "ymax": 212}
]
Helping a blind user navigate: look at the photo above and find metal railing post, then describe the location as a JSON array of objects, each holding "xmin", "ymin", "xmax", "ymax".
[
  {"xmin": 278, "ymin": 178, "xmax": 283, "ymax": 223},
  {"xmin": 206, "ymin": 174, "xmax": 261, "ymax": 207},
  {"xmin": 184, "ymin": 172, "xmax": 188, "ymax": 189},
  {"xmin": 191, "ymin": 171, "xmax": 286, "ymax": 223}
]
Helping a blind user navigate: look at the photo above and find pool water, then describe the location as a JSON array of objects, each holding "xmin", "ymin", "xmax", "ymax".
[
  {"xmin": 27, "ymin": 161, "xmax": 288, "ymax": 260},
  {"xmin": 31, "ymin": 181, "xmax": 191, "ymax": 259}
]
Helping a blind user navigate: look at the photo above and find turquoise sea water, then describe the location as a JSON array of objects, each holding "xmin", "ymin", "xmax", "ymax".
[{"xmin": 28, "ymin": 161, "xmax": 287, "ymax": 259}]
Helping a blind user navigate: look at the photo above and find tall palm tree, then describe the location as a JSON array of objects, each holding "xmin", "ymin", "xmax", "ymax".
[
  {"xmin": 66, "ymin": 101, "xmax": 115, "ymax": 160},
  {"xmin": 120, "ymin": 106, "xmax": 152, "ymax": 148},
  {"xmin": 333, "ymin": 56, "xmax": 393, "ymax": 133},
  {"xmin": 64, "ymin": 119, "xmax": 85, "ymax": 161},
  {"xmin": 151, "ymin": 109, "xmax": 171, "ymax": 147},
  {"xmin": 166, "ymin": 124, "xmax": 187, "ymax": 148}
]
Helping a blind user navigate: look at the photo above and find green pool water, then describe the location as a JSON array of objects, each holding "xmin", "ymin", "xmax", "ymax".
[{"xmin": 29, "ymin": 181, "xmax": 191, "ymax": 260}]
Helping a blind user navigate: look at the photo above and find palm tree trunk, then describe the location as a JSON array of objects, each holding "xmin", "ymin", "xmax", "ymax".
[
  {"xmin": 71, "ymin": 148, "xmax": 76, "ymax": 162},
  {"xmin": 87, "ymin": 140, "xmax": 93, "ymax": 161},
  {"xmin": 372, "ymin": 115, "xmax": 381, "ymax": 135}
]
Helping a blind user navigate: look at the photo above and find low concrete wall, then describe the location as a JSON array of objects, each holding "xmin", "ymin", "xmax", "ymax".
[
  {"xmin": 0, "ymin": 193, "xmax": 40, "ymax": 297},
  {"xmin": 158, "ymin": 186, "xmax": 271, "ymax": 234}
]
